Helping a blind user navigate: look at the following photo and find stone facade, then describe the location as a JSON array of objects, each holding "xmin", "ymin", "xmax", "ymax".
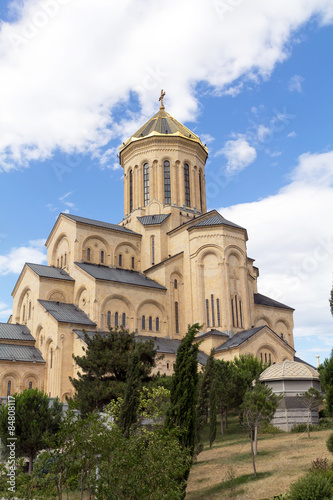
[{"xmin": 0, "ymin": 100, "xmax": 297, "ymax": 401}]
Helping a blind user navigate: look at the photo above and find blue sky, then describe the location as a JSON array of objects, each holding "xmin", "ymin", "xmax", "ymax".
[{"xmin": 0, "ymin": 0, "xmax": 332, "ymax": 366}]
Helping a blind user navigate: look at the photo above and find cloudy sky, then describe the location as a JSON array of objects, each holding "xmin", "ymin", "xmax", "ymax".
[{"xmin": 0, "ymin": 0, "xmax": 332, "ymax": 365}]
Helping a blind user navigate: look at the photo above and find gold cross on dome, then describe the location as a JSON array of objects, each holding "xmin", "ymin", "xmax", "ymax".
[{"xmin": 159, "ymin": 89, "xmax": 166, "ymax": 108}]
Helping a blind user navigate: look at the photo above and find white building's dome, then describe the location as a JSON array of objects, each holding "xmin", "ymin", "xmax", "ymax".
[{"xmin": 259, "ymin": 359, "xmax": 319, "ymax": 381}]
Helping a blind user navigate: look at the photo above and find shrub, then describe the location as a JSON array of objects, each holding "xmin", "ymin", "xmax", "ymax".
[
  {"xmin": 259, "ymin": 423, "xmax": 284, "ymax": 434},
  {"xmin": 310, "ymin": 457, "xmax": 330, "ymax": 473},
  {"xmin": 319, "ymin": 418, "xmax": 333, "ymax": 430},
  {"xmin": 290, "ymin": 423, "xmax": 316, "ymax": 434},
  {"xmin": 289, "ymin": 471, "xmax": 333, "ymax": 500},
  {"xmin": 327, "ymin": 432, "xmax": 333, "ymax": 455}
]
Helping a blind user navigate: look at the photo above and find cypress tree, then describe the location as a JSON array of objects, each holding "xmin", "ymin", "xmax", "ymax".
[
  {"xmin": 209, "ymin": 378, "xmax": 217, "ymax": 448},
  {"xmin": 196, "ymin": 348, "xmax": 215, "ymax": 447},
  {"xmin": 119, "ymin": 345, "xmax": 142, "ymax": 437}
]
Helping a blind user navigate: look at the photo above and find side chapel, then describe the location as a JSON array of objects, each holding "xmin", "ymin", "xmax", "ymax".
[{"xmin": 0, "ymin": 92, "xmax": 297, "ymax": 401}]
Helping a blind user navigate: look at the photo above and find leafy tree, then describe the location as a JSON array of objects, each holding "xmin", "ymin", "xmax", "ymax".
[
  {"xmin": 119, "ymin": 345, "xmax": 142, "ymax": 437},
  {"xmin": 240, "ymin": 383, "xmax": 281, "ymax": 476},
  {"xmin": 319, "ymin": 349, "xmax": 333, "ymax": 416},
  {"xmin": 196, "ymin": 349, "xmax": 215, "ymax": 447},
  {"xmin": 330, "ymin": 285, "xmax": 333, "ymax": 316},
  {"xmin": 165, "ymin": 323, "xmax": 201, "ymax": 455},
  {"xmin": 70, "ymin": 327, "xmax": 156, "ymax": 414},
  {"xmin": 297, "ymin": 387, "xmax": 323, "ymax": 438},
  {"xmin": 209, "ymin": 377, "xmax": 217, "ymax": 448},
  {"xmin": 0, "ymin": 389, "xmax": 62, "ymax": 474},
  {"xmin": 214, "ymin": 359, "xmax": 236, "ymax": 435}
]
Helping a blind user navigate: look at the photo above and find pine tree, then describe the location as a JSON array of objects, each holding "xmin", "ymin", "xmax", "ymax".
[
  {"xmin": 209, "ymin": 378, "xmax": 217, "ymax": 448},
  {"xmin": 330, "ymin": 285, "xmax": 333, "ymax": 317},
  {"xmin": 196, "ymin": 348, "xmax": 215, "ymax": 447},
  {"xmin": 119, "ymin": 345, "xmax": 142, "ymax": 437}
]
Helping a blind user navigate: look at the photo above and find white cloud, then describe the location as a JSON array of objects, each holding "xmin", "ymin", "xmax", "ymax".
[
  {"xmin": 219, "ymin": 150, "xmax": 333, "ymax": 352},
  {"xmin": 257, "ymin": 124, "xmax": 271, "ymax": 142},
  {"xmin": 0, "ymin": 0, "xmax": 332, "ymax": 170},
  {"xmin": 288, "ymin": 131, "xmax": 297, "ymax": 138},
  {"xmin": 288, "ymin": 74, "xmax": 304, "ymax": 92},
  {"xmin": 0, "ymin": 301, "xmax": 12, "ymax": 320},
  {"xmin": 0, "ymin": 239, "xmax": 46, "ymax": 275},
  {"xmin": 216, "ymin": 137, "xmax": 257, "ymax": 175}
]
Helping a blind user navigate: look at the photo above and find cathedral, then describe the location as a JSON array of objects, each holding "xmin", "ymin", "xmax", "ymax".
[{"xmin": 0, "ymin": 93, "xmax": 297, "ymax": 401}]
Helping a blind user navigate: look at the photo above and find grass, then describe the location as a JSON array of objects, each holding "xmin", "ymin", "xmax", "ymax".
[{"xmin": 186, "ymin": 415, "xmax": 333, "ymax": 499}]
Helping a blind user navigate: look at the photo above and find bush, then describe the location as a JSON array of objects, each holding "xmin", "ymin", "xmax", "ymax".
[
  {"xmin": 259, "ymin": 423, "xmax": 284, "ymax": 434},
  {"xmin": 326, "ymin": 433, "xmax": 333, "ymax": 455},
  {"xmin": 319, "ymin": 418, "xmax": 333, "ymax": 430},
  {"xmin": 289, "ymin": 471, "xmax": 333, "ymax": 500},
  {"xmin": 290, "ymin": 423, "xmax": 316, "ymax": 434},
  {"xmin": 310, "ymin": 457, "xmax": 330, "ymax": 473}
]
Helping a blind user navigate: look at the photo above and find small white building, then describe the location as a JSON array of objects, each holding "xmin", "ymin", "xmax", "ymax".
[{"xmin": 259, "ymin": 359, "xmax": 321, "ymax": 431}]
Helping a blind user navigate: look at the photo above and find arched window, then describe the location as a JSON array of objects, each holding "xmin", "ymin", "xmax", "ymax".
[
  {"xmin": 217, "ymin": 298, "xmax": 221, "ymax": 327},
  {"xmin": 101, "ymin": 251, "xmax": 104, "ymax": 264},
  {"xmin": 211, "ymin": 294, "xmax": 215, "ymax": 327},
  {"xmin": 151, "ymin": 236, "xmax": 155, "ymax": 266},
  {"xmin": 115, "ymin": 312, "xmax": 119, "ymax": 327},
  {"xmin": 149, "ymin": 316, "xmax": 152, "ymax": 331},
  {"xmin": 122, "ymin": 313, "xmax": 126, "ymax": 327},
  {"xmin": 64, "ymin": 253, "xmax": 67, "ymax": 266},
  {"xmin": 144, "ymin": 163, "xmax": 149, "ymax": 206},
  {"xmin": 129, "ymin": 169, "xmax": 133, "ymax": 213},
  {"xmin": 174, "ymin": 279, "xmax": 178, "ymax": 289},
  {"xmin": 175, "ymin": 302, "xmax": 179, "ymax": 334},
  {"xmin": 61, "ymin": 255, "xmax": 63, "ymax": 268},
  {"xmin": 29, "ymin": 381, "xmax": 32, "ymax": 389},
  {"xmin": 119, "ymin": 254, "xmax": 122, "ymax": 267},
  {"xmin": 7, "ymin": 380, "xmax": 11, "ymax": 397},
  {"xmin": 107, "ymin": 311, "xmax": 111, "ymax": 327},
  {"xmin": 281, "ymin": 333, "xmax": 284, "ymax": 340},
  {"xmin": 142, "ymin": 316, "xmax": 146, "ymax": 330},
  {"xmin": 269, "ymin": 353, "xmax": 272, "ymax": 364},
  {"xmin": 156, "ymin": 317, "xmax": 159, "ymax": 332},
  {"xmin": 199, "ymin": 170, "xmax": 203, "ymax": 212},
  {"xmin": 28, "ymin": 301, "xmax": 32, "ymax": 320},
  {"xmin": 206, "ymin": 299, "xmax": 209, "ymax": 327},
  {"xmin": 87, "ymin": 248, "xmax": 91, "ymax": 261},
  {"xmin": 164, "ymin": 160, "xmax": 171, "ymax": 204},
  {"xmin": 57, "ymin": 258, "xmax": 59, "ymax": 267},
  {"xmin": 50, "ymin": 347, "xmax": 53, "ymax": 369},
  {"xmin": 23, "ymin": 305, "xmax": 26, "ymax": 322},
  {"xmin": 132, "ymin": 256, "xmax": 135, "ymax": 269},
  {"xmin": 239, "ymin": 300, "xmax": 243, "ymax": 328},
  {"xmin": 184, "ymin": 163, "xmax": 190, "ymax": 206},
  {"xmin": 167, "ymin": 362, "xmax": 169, "ymax": 369}
]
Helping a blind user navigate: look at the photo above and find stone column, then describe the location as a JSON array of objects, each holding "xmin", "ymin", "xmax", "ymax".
[{"xmin": 240, "ymin": 265, "xmax": 251, "ymax": 329}]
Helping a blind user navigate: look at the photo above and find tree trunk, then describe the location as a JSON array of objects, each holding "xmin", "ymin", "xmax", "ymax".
[
  {"xmin": 225, "ymin": 411, "xmax": 228, "ymax": 430},
  {"xmin": 80, "ymin": 470, "xmax": 85, "ymax": 500},
  {"xmin": 220, "ymin": 410, "xmax": 224, "ymax": 435},
  {"xmin": 250, "ymin": 430, "xmax": 257, "ymax": 477},
  {"xmin": 28, "ymin": 453, "xmax": 33, "ymax": 474},
  {"xmin": 254, "ymin": 424, "xmax": 258, "ymax": 455},
  {"xmin": 307, "ymin": 409, "xmax": 310, "ymax": 439}
]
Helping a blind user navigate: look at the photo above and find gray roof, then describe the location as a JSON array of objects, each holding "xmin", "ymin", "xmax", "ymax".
[
  {"xmin": 0, "ymin": 323, "xmax": 35, "ymax": 342},
  {"xmin": 196, "ymin": 329, "xmax": 230, "ymax": 340},
  {"xmin": 0, "ymin": 344, "xmax": 45, "ymax": 363},
  {"xmin": 144, "ymin": 252, "xmax": 183, "ymax": 272},
  {"xmin": 189, "ymin": 213, "xmax": 245, "ymax": 231},
  {"xmin": 254, "ymin": 293, "xmax": 294, "ymax": 311},
  {"xmin": 215, "ymin": 326, "xmax": 265, "ymax": 351},
  {"xmin": 38, "ymin": 300, "xmax": 96, "ymax": 326},
  {"xmin": 62, "ymin": 213, "xmax": 139, "ymax": 235},
  {"xmin": 75, "ymin": 262, "xmax": 166, "ymax": 290},
  {"xmin": 137, "ymin": 214, "xmax": 170, "ymax": 226},
  {"xmin": 27, "ymin": 263, "xmax": 74, "ymax": 281}
]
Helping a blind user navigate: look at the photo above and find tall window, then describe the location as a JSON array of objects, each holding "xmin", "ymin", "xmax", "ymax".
[
  {"xmin": 174, "ymin": 279, "xmax": 178, "ymax": 289},
  {"xmin": 28, "ymin": 301, "xmax": 32, "ymax": 319},
  {"xmin": 115, "ymin": 312, "xmax": 119, "ymax": 327},
  {"xmin": 175, "ymin": 301, "xmax": 179, "ymax": 333},
  {"xmin": 231, "ymin": 299, "xmax": 235, "ymax": 327},
  {"xmin": 206, "ymin": 299, "xmax": 210, "ymax": 327},
  {"xmin": 7, "ymin": 380, "xmax": 11, "ymax": 397},
  {"xmin": 156, "ymin": 317, "xmax": 159, "ymax": 332},
  {"xmin": 239, "ymin": 300, "xmax": 243, "ymax": 328},
  {"xmin": 50, "ymin": 347, "xmax": 53, "ymax": 369},
  {"xmin": 199, "ymin": 170, "xmax": 203, "ymax": 212},
  {"xmin": 235, "ymin": 295, "xmax": 239, "ymax": 327},
  {"xmin": 101, "ymin": 251, "xmax": 104, "ymax": 264},
  {"xmin": 61, "ymin": 255, "xmax": 63, "ymax": 268},
  {"xmin": 132, "ymin": 256, "xmax": 135, "ymax": 269},
  {"xmin": 144, "ymin": 163, "xmax": 149, "ymax": 206},
  {"xmin": 151, "ymin": 236, "xmax": 155, "ymax": 266},
  {"xmin": 64, "ymin": 253, "xmax": 67, "ymax": 266},
  {"xmin": 122, "ymin": 313, "xmax": 126, "ymax": 327},
  {"xmin": 142, "ymin": 316, "xmax": 146, "ymax": 330},
  {"xmin": 29, "ymin": 381, "xmax": 32, "ymax": 389},
  {"xmin": 107, "ymin": 311, "xmax": 111, "ymax": 327},
  {"xmin": 164, "ymin": 160, "xmax": 171, "ymax": 204},
  {"xmin": 119, "ymin": 254, "xmax": 122, "ymax": 267},
  {"xmin": 184, "ymin": 163, "xmax": 190, "ymax": 206},
  {"xmin": 217, "ymin": 298, "xmax": 221, "ymax": 327},
  {"xmin": 211, "ymin": 294, "xmax": 215, "ymax": 327},
  {"xmin": 23, "ymin": 305, "xmax": 26, "ymax": 322},
  {"xmin": 149, "ymin": 316, "xmax": 152, "ymax": 331},
  {"xmin": 129, "ymin": 169, "xmax": 133, "ymax": 213},
  {"xmin": 87, "ymin": 248, "xmax": 91, "ymax": 261}
]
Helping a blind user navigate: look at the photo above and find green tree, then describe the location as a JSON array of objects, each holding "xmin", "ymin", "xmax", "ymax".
[
  {"xmin": 119, "ymin": 345, "xmax": 142, "ymax": 437},
  {"xmin": 319, "ymin": 349, "xmax": 333, "ymax": 416},
  {"xmin": 240, "ymin": 383, "xmax": 281, "ymax": 476},
  {"xmin": 70, "ymin": 327, "xmax": 156, "ymax": 414},
  {"xmin": 329, "ymin": 285, "xmax": 333, "ymax": 316},
  {"xmin": 297, "ymin": 387, "xmax": 324, "ymax": 438},
  {"xmin": 209, "ymin": 377, "xmax": 217, "ymax": 448},
  {"xmin": 196, "ymin": 349, "xmax": 215, "ymax": 447},
  {"xmin": 0, "ymin": 389, "xmax": 62, "ymax": 474}
]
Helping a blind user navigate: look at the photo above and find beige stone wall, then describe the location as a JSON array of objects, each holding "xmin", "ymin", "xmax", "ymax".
[
  {"xmin": 0, "ymin": 361, "xmax": 45, "ymax": 396},
  {"xmin": 253, "ymin": 304, "xmax": 294, "ymax": 348}
]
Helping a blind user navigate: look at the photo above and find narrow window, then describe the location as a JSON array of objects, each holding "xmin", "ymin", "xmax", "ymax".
[
  {"xmin": 281, "ymin": 333, "xmax": 284, "ymax": 340},
  {"xmin": 239, "ymin": 300, "xmax": 243, "ymax": 328},
  {"xmin": 132, "ymin": 256, "xmax": 135, "ymax": 269},
  {"xmin": 28, "ymin": 301, "xmax": 32, "ymax": 320},
  {"xmin": 101, "ymin": 251, "xmax": 104, "ymax": 264},
  {"xmin": 184, "ymin": 163, "xmax": 190, "ymax": 206},
  {"xmin": 115, "ymin": 312, "xmax": 119, "ymax": 327},
  {"xmin": 122, "ymin": 313, "xmax": 126, "ymax": 327},
  {"xmin": 142, "ymin": 316, "xmax": 146, "ymax": 330},
  {"xmin": 206, "ymin": 299, "xmax": 210, "ymax": 327},
  {"xmin": 199, "ymin": 170, "xmax": 203, "ymax": 212},
  {"xmin": 217, "ymin": 298, "xmax": 221, "ymax": 327},
  {"xmin": 57, "ymin": 258, "xmax": 59, "ymax": 267},
  {"xmin": 119, "ymin": 254, "xmax": 122, "ymax": 267},
  {"xmin": 87, "ymin": 248, "xmax": 91, "ymax": 261},
  {"xmin": 231, "ymin": 299, "xmax": 235, "ymax": 327},
  {"xmin": 64, "ymin": 253, "xmax": 67, "ymax": 266},
  {"xmin": 269, "ymin": 353, "xmax": 271, "ymax": 364},
  {"xmin": 211, "ymin": 294, "xmax": 215, "ymax": 327},
  {"xmin": 174, "ymin": 279, "xmax": 178, "ymax": 289},
  {"xmin": 265, "ymin": 353, "xmax": 267, "ymax": 363},
  {"xmin": 23, "ymin": 305, "xmax": 26, "ymax": 322},
  {"xmin": 50, "ymin": 347, "xmax": 53, "ymax": 369},
  {"xmin": 61, "ymin": 255, "xmax": 63, "ymax": 268},
  {"xmin": 167, "ymin": 362, "xmax": 169, "ymax": 369},
  {"xmin": 149, "ymin": 316, "xmax": 152, "ymax": 331},
  {"xmin": 260, "ymin": 352, "xmax": 263, "ymax": 362},
  {"xmin": 164, "ymin": 160, "xmax": 171, "ymax": 204},
  {"xmin": 129, "ymin": 169, "xmax": 133, "ymax": 213},
  {"xmin": 151, "ymin": 236, "xmax": 155, "ymax": 266},
  {"xmin": 144, "ymin": 163, "xmax": 149, "ymax": 206},
  {"xmin": 156, "ymin": 317, "xmax": 159, "ymax": 332},
  {"xmin": 29, "ymin": 381, "xmax": 32, "ymax": 389},
  {"xmin": 235, "ymin": 295, "xmax": 239, "ymax": 327},
  {"xmin": 7, "ymin": 380, "xmax": 11, "ymax": 397},
  {"xmin": 107, "ymin": 311, "xmax": 111, "ymax": 327},
  {"xmin": 175, "ymin": 302, "xmax": 179, "ymax": 333}
]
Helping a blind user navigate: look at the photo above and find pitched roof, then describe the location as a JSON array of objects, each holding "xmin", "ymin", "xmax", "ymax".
[
  {"xmin": 144, "ymin": 252, "xmax": 183, "ymax": 272},
  {"xmin": 137, "ymin": 214, "xmax": 170, "ymax": 226},
  {"xmin": 215, "ymin": 326, "xmax": 265, "ymax": 351},
  {"xmin": 0, "ymin": 323, "xmax": 35, "ymax": 342},
  {"xmin": 189, "ymin": 213, "xmax": 245, "ymax": 231},
  {"xmin": 38, "ymin": 300, "xmax": 96, "ymax": 326},
  {"xmin": 61, "ymin": 213, "xmax": 140, "ymax": 235},
  {"xmin": 0, "ymin": 344, "xmax": 45, "ymax": 363},
  {"xmin": 75, "ymin": 262, "xmax": 166, "ymax": 290},
  {"xmin": 254, "ymin": 293, "xmax": 294, "ymax": 311},
  {"xmin": 27, "ymin": 263, "xmax": 74, "ymax": 281},
  {"xmin": 195, "ymin": 329, "xmax": 230, "ymax": 340},
  {"xmin": 260, "ymin": 359, "xmax": 319, "ymax": 381}
]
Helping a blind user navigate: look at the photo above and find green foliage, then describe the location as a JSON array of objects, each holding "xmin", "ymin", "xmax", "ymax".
[
  {"xmin": 288, "ymin": 471, "xmax": 333, "ymax": 500},
  {"xmin": 209, "ymin": 378, "xmax": 217, "ymax": 448},
  {"xmin": 290, "ymin": 423, "xmax": 316, "ymax": 433},
  {"xmin": 196, "ymin": 349, "xmax": 215, "ymax": 447},
  {"xmin": 258, "ymin": 422, "xmax": 284, "ymax": 434},
  {"xmin": 310, "ymin": 457, "xmax": 330, "ymax": 473},
  {"xmin": 330, "ymin": 285, "xmax": 333, "ymax": 317},
  {"xmin": 70, "ymin": 327, "xmax": 156, "ymax": 414},
  {"xmin": 119, "ymin": 345, "xmax": 142, "ymax": 436},
  {"xmin": 326, "ymin": 432, "xmax": 333, "ymax": 455},
  {"xmin": 233, "ymin": 353, "xmax": 267, "ymax": 386},
  {"xmin": 241, "ymin": 383, "xmax": 281, "ymax": 431},
  {"xmin": 0, "ymin": 389, "xmax": 62, "ymax": 474},
  {"xmin": 166, "ymin": 323, "xmax": 201, "ymax": 456}
]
